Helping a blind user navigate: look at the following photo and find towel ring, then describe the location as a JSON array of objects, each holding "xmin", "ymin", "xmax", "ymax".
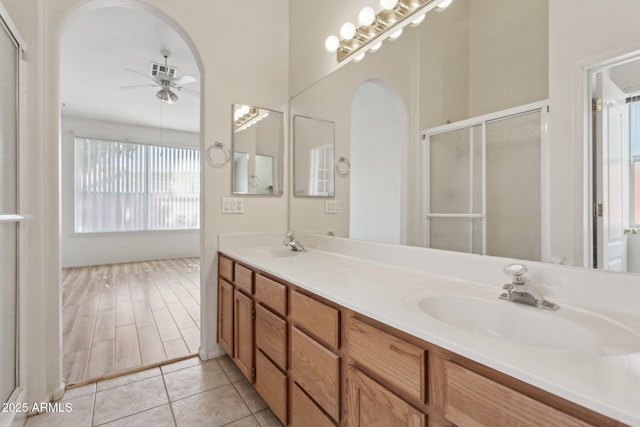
[
  {"xmin": 336, "ymin": 156, "xmax": 350, "ymax": 177},
  {"xmin": 206, "ymin": 141, "xmax": 231, "ymax": 168}
]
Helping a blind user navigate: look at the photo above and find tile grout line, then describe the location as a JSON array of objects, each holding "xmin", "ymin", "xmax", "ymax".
[{"xmin": 160, "ymin": 364, "xmax": 179, "ymax": 427}]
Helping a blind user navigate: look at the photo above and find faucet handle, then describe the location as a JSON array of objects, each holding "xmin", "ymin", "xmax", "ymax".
[{"xmin": 503, "ymin": 263, "xmax": 528, "ymax": 284}]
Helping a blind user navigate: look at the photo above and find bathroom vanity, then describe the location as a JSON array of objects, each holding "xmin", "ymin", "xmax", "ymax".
[{"xmin": 217, "ymin": 233, "xmax": 640, "ymax": 426}]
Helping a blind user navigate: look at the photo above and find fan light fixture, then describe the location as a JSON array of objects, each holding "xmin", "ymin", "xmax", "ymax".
[
  {"xmin": 325, "ymin": 0, "xmax": 453, "ymax": 64},
  {"xmin": 156, "ymin": 86, "xmax": 178, "ymax": 104}
]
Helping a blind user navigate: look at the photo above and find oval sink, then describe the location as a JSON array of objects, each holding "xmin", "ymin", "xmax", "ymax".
[{"xmin": 410, "ymin": 294, "xmax": 640, "ymax": 354}]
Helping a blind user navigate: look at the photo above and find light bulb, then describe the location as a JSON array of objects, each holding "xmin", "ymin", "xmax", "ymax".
[
  {"xmin": 379, "ymin": 0, "xmax": 398, "ymax": 10},
  {"xmin": 436, "ymin": 0, "xmax": 453, "ymax": 11},
  {"xmin": 325, "ymin": 35, "xmax": 340, "ymax": 53},
  {"xmin": 410, "ymin": 13, "xmax": 426, "ymax": 26},
  {"xmin": 369, "ymin": 41, "xmax": 383, "ymax": 52},
  {"xmin": 354, "ymin": 52, "xmax": 366, "ymax": 62},
  {"xmin": 388, "ymin": 28, "xmax": 403, "ymax": 40},
  {"xmin": 340, "ymin": 22, "xmax": 357, "ymax": 40},
  {"xmin": 358, "ymin": 7, "xmax": 377, "ymax": 26}
]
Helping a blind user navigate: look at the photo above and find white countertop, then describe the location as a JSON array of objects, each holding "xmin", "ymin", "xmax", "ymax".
[{"xmin": 218, "ymin": 234, "xmax": 640, "ymax": 426}]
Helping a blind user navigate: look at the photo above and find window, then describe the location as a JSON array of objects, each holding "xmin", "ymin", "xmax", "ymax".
[{"xmin": 74, "ymin": 137, "xmax": 200, "ymax": 233}]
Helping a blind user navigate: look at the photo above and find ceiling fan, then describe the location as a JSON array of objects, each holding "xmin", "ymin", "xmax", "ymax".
[{"xmin": 120, "ymin": 50, "xmax": 198, "ymax": 104}]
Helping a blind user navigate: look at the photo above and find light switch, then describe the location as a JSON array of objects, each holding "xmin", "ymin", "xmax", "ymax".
[
  {"xmin": 325, "ymin": 200, "xmax": 340, "ymax": 214},
  {"xmin": 222, "ymin": 197, "xmax": 244, "ymax": 214}
]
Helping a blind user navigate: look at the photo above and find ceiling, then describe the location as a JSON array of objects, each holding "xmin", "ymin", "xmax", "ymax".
[{"xmin": 61, "ymin": 6, "xmax": 200, "ymax": 133}]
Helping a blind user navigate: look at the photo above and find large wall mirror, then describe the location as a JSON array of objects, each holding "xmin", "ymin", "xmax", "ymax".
[
  {"xmin": 232, "ymin": 104, "xmax": 284, "ymax": 195},
  {"xmin": 290, "ymin": 0, "xmax": 554, "ymax": 262}
]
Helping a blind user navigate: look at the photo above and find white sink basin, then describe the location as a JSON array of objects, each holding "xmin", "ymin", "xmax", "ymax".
[{"xmin": 409, "ymin": 294, "xmax": 640, "ymax": 354}]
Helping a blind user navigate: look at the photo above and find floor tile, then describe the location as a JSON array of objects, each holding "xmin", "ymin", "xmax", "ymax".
[
  {"xmin": 163, "ymin": 359, "xmax": 229, "ymax": 401},
  {"xmin": 96, "ymin": 404, "xmax": 175, "ymax": 427},
  {"xmin": 25, "ymin": 393, "xmax": 94, "ymax": 427},
  {"xmin": 221, "ymin": 415, "xmax": 260, "ymax": 427},
  {"xmin": 93, "ymin": 376, "xmax": 168, "ymax": 425},
  {"xmin": 217, "ymin": 356, "xmax": 244, "ymax": 383},
  {"xmin": 63, "ymin": 382, "xmax": 96, "ymax": 401},
  {"xmin": 233, "ymin": 377, "xmax": 267, "ymax": 413},
  {"xmin": 160, "ymin": 356, "xmax": 201, "ymax": 374},
  {"xmin": 254, "ymin": 409, "xmax": 283, "ymax": 427},
  {"xmin": 171, "ymin": 384, "xmax": 251, "ymax": 427},
  {"xmin": 97, "ymin": 367, "xmax": 161, "ymax": 391}
]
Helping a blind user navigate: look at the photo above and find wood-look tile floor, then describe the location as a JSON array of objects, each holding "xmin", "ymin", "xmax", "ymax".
[{"xmin": 62, "ymin": 258, "xmax": 201, "ymax": 385}]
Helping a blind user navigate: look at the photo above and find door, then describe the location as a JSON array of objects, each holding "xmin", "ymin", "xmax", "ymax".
[
  {"xmin": 594, "ymin": 71, "xmax": 630, "ymax": 271},
  {"xmin": 217, "ymin": 279, "xmax": 233, "ymax": 356},
  {"xmin": 347, "ymin": 367, "xmax": 425, "ymax": 427},
  {"xmin": 0, "ymin": 7, "xmax": 25, "ymax": 422},
  {"xmin": 233, "ymin": 289, "xmax": 254, "ymax": 382}
]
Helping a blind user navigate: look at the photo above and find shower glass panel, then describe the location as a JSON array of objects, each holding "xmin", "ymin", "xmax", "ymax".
[
  {"xmin": 486, "ymin": 111, "xmax": 541, "ymax": 261},
  {"xmin": 425, "ymin": 102, "xmax": 545, "ymax": 260},
  {"xmin": 0, "ymin": 223, "xmax": 17, "ymax": 403},
  {"xmin": 429, "ymin": 125, "xmax": 483, "ymax": 214},
  {"xmin": 0, "ymin": 13, "xmax": 19, "ymax": 404}
]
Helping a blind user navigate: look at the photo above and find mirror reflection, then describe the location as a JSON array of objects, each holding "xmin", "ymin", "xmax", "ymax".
[
  {"xmin": 293, "ymin": 115, "xmax": 335, "ymax": 197},
  {"xmin": 232, "ymin": 104, "xmax": 284, "ymax": 195},
  {"xmin": 290, "ymin": 0, "xmax": 549, "ymax": 259}
]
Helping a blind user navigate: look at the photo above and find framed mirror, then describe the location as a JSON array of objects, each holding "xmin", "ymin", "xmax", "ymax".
[
  {"xmin": 232, "ymin": 104, "xmax": 284, "ymax": 195},
  {"xmin": 293, "ymin": 115, "xmax": 335, "ymax": 197}
]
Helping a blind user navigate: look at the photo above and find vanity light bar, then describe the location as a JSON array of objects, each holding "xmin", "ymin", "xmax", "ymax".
[{"xmin": 325, "ymin": 0, "xmax": 453, "ymax": 64}]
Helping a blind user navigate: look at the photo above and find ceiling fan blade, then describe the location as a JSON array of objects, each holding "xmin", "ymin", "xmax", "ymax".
[
  {"xmin": 173, "ymin": 75, "xmax": 197, "ymax": 85},
  {"xmin": 124, "ymin": 68, "xmax": 156, "ymax": 82},
  {"xmin": 119, "ymin": 84, "xmax": 157, "ymax": 89},
  {"xmin": 175, "ymin": 86, "xmax": 200, "ymax": 96}
]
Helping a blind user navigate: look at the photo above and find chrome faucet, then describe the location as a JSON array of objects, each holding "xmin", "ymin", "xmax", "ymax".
[
  {"xmin": 283, "ymin": 232, "xmax": 306, "ymax": 252},
  {"xmin": 499, "ymin": 263, "xmax": 559, "ymax": 311}
]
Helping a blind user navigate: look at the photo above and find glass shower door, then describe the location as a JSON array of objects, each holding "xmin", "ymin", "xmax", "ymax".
[{"xmin": 0, "ymin": 12, "xmax": 20, "ymax": 405}]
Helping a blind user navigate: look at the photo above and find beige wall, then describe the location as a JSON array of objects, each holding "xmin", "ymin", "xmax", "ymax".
[{"xmin": 3, "ymin": 0, "xmax": 288, "ymax": 405}]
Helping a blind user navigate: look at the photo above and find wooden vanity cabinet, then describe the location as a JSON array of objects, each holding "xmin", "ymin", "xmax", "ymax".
[{"xmin": 218, "ymin": 253, "xmax": 624, "ymax": 427}]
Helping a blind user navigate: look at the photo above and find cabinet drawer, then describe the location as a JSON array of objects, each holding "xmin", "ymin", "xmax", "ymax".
[
  {"xmin": 291, "ymin": 326, "xmax": 340, "ymax": 422},
  {"xmin": 347, "ymin": 316, "xmax": 425, "ymax": 402},
  {"xmin": 234, "ymin": 263, "xmax": 254, "ymax": 295},
  {"xmin": 444, "ymin": 361, "xmax": 590, "ymax": 427},
  {"xmin": 291, "ymin": 290, "xmax": 340, "ymax": 350},
  {"xmin": 255, "ymin": 304, "xmax": 287, "ymax": 370},
  {"xmin": 255, "ymin": 350, "xmax": 287, "ymax": 426},
  {"xmin": 219, "ymin": 255, "xmax": 233, "ymax": 282},
  {"xmin": 255, "ymin": 274, "xmax": 287, "ymax": 316},
  {"xmin": 292, "ymin": 383, "xmax": 336, "ymax": 427}
]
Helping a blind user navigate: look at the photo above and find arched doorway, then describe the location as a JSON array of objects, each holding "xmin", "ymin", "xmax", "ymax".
[{"xmin": 59, "ymin": 0, "xmax": 204, "ymax": 385}]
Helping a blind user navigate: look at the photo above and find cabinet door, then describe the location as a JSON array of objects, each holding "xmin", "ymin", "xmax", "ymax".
[
  {"xmin": 217, "ymin": 279, "xmax": 234, "ymax": 356},
  {"xmin": 347, "ymin": 367, "xmax": 425, "ymax": 427},
  {"xmin": 233, "ymin": 289, "xmax": 254, "ymax": 382}
]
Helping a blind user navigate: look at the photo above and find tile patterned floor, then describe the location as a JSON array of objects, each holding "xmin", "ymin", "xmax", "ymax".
[{"xmin": 25, "ymin": 356, "xmax": 282, "ymax": 427}]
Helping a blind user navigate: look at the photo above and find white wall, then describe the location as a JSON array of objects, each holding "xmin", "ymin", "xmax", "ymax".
[
  {"xmin": 548, "ymin": 0, "xmax": 640, "ymax": 267},
  {"xmin": 2, "ymin": 0, "xmax": 288, "ymax": 407},
  {"xmin": 60, "ymin": 115, "xmax": 200, "ymax": 267}
]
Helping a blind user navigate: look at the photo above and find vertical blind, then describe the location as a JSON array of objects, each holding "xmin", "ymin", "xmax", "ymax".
[{"xmin": 75, "ymin": 137, "xmax": 200, "ymax": 233}]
